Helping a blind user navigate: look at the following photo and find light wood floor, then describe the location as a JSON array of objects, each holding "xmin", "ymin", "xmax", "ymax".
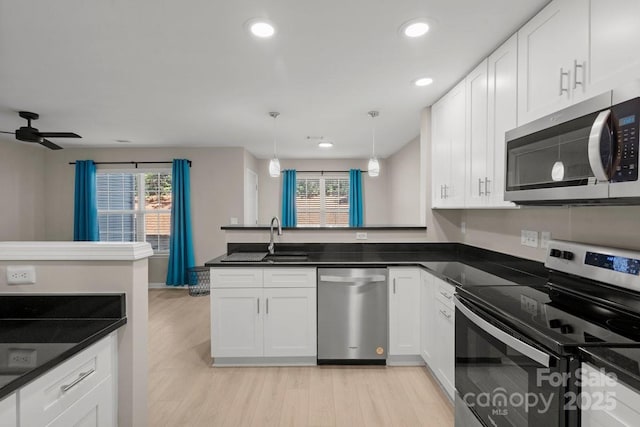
[{"xmin": 148, "ymin": 289, "xmax": 454, "ymax": 427}]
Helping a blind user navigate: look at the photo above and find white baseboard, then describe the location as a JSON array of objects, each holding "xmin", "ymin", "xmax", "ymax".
[{"xmin": 148, "ymin": 282, "xmax": 187, "ymax": 289}]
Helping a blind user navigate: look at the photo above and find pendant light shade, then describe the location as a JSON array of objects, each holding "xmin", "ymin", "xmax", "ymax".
[
  {"xmin": 269, "ymin": 157, "xmax": 281, "ymax": 177},
  {"xmin": 268, "ymin": 112, "xmax": 281, "ymax": 177},
  {"xmin": 367, "ymin": 157, "xmax": 380, "ymax": 177},
  {"xmin": 367, "ymin": 110, "xmax": 380, "ymax": 177}
]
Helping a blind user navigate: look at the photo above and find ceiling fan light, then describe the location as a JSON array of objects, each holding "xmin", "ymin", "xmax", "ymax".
[
  {"xmin": 269, "ymin": 157, "xmax": 281, "ymax": 177},
  {"xmin": 368, "ymin": 157, "xmax": 380, "ymax": 177}
]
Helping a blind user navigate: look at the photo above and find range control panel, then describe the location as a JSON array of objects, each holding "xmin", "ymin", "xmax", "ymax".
[{"xmin": 545, "ymin": 240, "xmax": 640, "ymax": 293}]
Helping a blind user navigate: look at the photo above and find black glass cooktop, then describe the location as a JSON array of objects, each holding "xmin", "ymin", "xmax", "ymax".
[{"xmin": 458, "ymin": 284, "xmax": 640, "ymax": 355}]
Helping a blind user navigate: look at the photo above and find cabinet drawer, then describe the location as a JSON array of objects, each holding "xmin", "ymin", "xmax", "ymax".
[
  {"xmin": 435, "ymin": 280, "xmax": 455, "ymax": 308},
  {"xmin": 19, "ymin": 334, "xmax": 115, "ymax": 426},
  {"xmin": 582, "ymin": 363, "xmax": 640, "ymax": 427},
  {"xmin": 264, "ymin": 268, "xmax": 316, "ymax": 288},
  {"xmin": 211, "ymin": 268, "xmax": 263, "ymax": 288}
]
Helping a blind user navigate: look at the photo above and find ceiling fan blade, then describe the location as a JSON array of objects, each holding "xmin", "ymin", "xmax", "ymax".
[
  {"xmin": 39, "ymin": 139, "xmax": 63, "ymax": 150},
  {"xmin": 37, "ymin": 132, "xmax": 81, "ymax": 138}
]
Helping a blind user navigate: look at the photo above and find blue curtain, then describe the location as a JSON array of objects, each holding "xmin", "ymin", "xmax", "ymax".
[
  {"xmin": 281, "ymin": 169, "xmax": 297, "ymax": 227},
  {"xmin": 73, "ymin": 160, "xmax": 99, "ymax": 241},
  {"xmin": 166, "ymin": 159, "xmax": 195, "ymax": 286},
  {"xmin": 349, "ymin": 169, "xmax": 364, "ymax": 227}
]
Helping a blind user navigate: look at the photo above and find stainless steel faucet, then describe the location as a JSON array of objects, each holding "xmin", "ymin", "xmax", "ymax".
[{"xmin": 268, "ymin": 216, "xmax": 282, "ymax": 255}]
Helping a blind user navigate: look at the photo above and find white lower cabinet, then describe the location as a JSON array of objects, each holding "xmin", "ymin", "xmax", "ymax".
[
  {"xmin": 389, "ymin": 268, "xmax": 421, "ymax": 356},
  {"xmin": 263, "ymin": 287, "xmax": 317, "ymax": 357},
  {"xmin": 581, "ymin": 363, "xmax": 640, "ymax": 427},
  {"xmin": 210, "ymin": 267, "xmax": 317, "ymax": 361},
  {"xmin": 211, "ymin": 288, "xmax": 263, "ymax": 357},
  {"xmin": 435, "ymin": 296, "xmax": 455, "ymax": 399},
  {"xmin": 0, "ymin": 393, "xmax": 16, "ymax": 427},
  {"xmin": 421, "ymin": 269, "xmax": 456, "ymax": 400},
  {"xmin": 19, "ymin": 333, "xmax": 117, "ymax": 427}
]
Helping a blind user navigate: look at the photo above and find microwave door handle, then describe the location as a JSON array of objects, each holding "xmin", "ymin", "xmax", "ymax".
[
  {"xmin": 454, "ymin": 296, "xmax": 551, "ymax": 368},
  {"xmin": 588, "ymin": 109, "xmax": 612, "ymax": 182}
]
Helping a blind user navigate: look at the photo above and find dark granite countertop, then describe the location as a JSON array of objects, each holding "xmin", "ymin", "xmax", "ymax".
[
  {"xmin": 205, "ymin": 243, "xmax": 549, "ymax": 288},
  {"xmin": 221, "ymin": 225, "xmax": 427, "ymax": 231},
  {"xmin": 0, "ymin": 294, "xmax": 126, "ymax": 399},
  {"xmin": 580, "ymin": 347, "xmax": 640, "ymax": 392}
]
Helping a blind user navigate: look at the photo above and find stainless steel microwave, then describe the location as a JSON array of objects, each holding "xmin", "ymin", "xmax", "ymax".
[{"xmin": 505, "ymin": 86, "xmax": 640, "ymax": 205}]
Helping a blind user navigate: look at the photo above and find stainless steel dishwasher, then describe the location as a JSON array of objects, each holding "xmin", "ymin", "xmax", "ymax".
[{"xmin": 317, "ymin": 268, "xmax": 388, "ymax": 364}]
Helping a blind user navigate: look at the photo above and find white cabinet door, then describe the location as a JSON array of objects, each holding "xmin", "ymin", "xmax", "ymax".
[
  {"xmin": 517, "ymin": 0, "xmax": 588, "ymax": 125},
  {"xmin": 432, "ymin": 81, "xmax": 467, "ymax": 208},
  {"xmin": 420, "ymin": 270, "xmax": 436, "ymax": 365},
  {"xmin": 48, "ymin": 377, "xmax": 114, "ymax": 427},
  {"xmin": 211, "ymin": 288, "xmax": 263, "ymax": 357},
  {"xmin": 487, "ymin": 34, "xmax": 518, "ymax": 208},
  {"xmin": 263, "ymin": 287, "xmax": 317, "ymax": 357},
  {"xmin": 435, "ymin": 298, "xmax": 455, "ymax": 399},
  {"xmin": 585, "ymin": 0, "xmax": 640, "ymax": 98},
  {"xmin": 0, "ymin": 393, "xmax": 16, "ymax": 427},
  {"xmin": 465, "ymin": 59, "xmax": 490, "ymax": 207},
  {"xmin": 389, "ymin": 268, "xmax": 421, "ymax": 355}
]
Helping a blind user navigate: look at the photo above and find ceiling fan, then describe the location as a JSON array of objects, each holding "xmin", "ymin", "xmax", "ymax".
[{"xmin": 0, "ymin": 111, "xmax": 81, "ymax": 150}]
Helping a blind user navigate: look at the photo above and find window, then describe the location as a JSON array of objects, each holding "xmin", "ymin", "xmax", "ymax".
[
  {"xmin": 96, "ymin": 171, "xmax": 172, "ymax": 252},
  {"xmin": 296, "ymin": 175, "xmax": 349, "ymax": 227}
]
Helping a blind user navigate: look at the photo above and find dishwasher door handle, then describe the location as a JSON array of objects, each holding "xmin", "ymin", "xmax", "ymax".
[{"xmin": 320, "ymin": 275, "xmax": 387, "ymax": 283}]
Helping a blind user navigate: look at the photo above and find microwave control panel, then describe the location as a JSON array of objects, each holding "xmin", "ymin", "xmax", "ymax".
[{"xmin": 612, "ymin": 99, "xmax": 639, "ymax": 182}]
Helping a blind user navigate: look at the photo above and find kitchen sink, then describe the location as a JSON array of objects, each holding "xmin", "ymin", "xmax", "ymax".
[{"xmin": 263, "ymin": 252, "xmax": 309, "ymax": 262}]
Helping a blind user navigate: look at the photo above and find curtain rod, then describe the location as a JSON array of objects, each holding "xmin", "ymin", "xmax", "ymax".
[
  {"xmin": 68, "ymin": 160, "xmax": 191, "ymax": 168},
  {"xmin": 296, "ymin": 169, "xmax": 366, "ymax": 174}
]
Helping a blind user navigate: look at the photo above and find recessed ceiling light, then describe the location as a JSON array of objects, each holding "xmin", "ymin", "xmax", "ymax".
[
  {"xmin": 402, "ymin": 21, "xmax": 429, "ymax": 38},
  {"xmin": 318, "ymin": 141, "xmax": 334, "ymax": 148},
  {"xmin": 413, "ymin": 77, "xmax": 434, "ymax": 87},
  {"xmin": 247, "ymin": 20, "xmax": 276, "ymax": 38}
]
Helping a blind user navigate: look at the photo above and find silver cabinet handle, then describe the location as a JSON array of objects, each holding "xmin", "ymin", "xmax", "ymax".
[
  {"xmin": 478, "ymin": 178, "xmax": 484, "ymax": 196},
  {"xmin": 266, "ymin": 298, "xmax": 269, "ymax": 314},
  {"xmin": 439, "ymin": 309, "xmax": 451, "ymax": 319},
  {"xmin": 61, "ymin": 368, "xmax": 95, "ymax": 392},
  {"xmin": 559, "ymin": 68, "xmax": 570, "ymax": 96},
  {"xmin": 320, "ymin": 275, "xmax": 386, "ymax": 283},
  {"xmin": 257, "ymin": 297, "xmax": 260, "ymax": 314},
  {"xmin": 393, "ymin": 278, "xmax": 396, "ymax": 294},
  {"xmin": 440, "ymin": 290, "xmax": 452, "ymax": 300},
  {"xmin": 443, "ymin": 185, "xmax": 448, "ymax": 199},
  {"xmin": 573, "ymin": 60, "xmax": 584, "ymax": 89},
  {"xmin": 485, "ymin": 178, "xmax": 491, "ymax": 196},
  {"xmin": 454, "ymin": 296, "xmax": 550, "ymax": 367}
]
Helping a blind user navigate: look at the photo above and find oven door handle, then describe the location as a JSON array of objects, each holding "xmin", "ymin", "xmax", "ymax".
[
  {"xmin": 454, "ymin": 297, "xmax": 551, "ymax": 368},
  {"xmin": 588, "ymin": 109, "xmax": 612, "ymax": 183}
]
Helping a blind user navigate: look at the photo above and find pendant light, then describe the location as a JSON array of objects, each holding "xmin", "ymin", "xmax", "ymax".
[
  {"xmin": 367, "ymin": 110, "xmax": 380, "ymax": 177},
  {"xmin": 268, "ymin": 112, "xmax": 281, "ymax": 177}
]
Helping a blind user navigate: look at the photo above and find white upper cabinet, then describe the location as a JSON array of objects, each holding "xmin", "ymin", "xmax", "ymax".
[
  {"xmin": 517, "ymin": 0, "xmax": 589, "ymax": 125},
  {"xmin": 585, "ymin": 0, "xmax": 640, "ymax": 98},
  {"xmin": 465, "ymin": 59, "xmax": 489, "ymax": 207},
  {"xmin": 431, "ymin": 80, "xmax": 466, "ymax": 208},
  {"xmin": 487, "ymin": 34, "xmax": 518, "ymax": 207}
]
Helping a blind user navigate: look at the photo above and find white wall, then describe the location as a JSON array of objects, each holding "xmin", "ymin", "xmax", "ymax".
[
  {"xmin": 0, "ymin": 139, "xmax": 47, "ymax": 240},
  {"xmin": 387, "ymin": 136, "xmax": 422, "ymax": 225},
  {"xmin": 256, "ymin": 158, "xmax": 391, "ymax": 225}
]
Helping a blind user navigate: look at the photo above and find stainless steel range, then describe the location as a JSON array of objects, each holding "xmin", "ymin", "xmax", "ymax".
[{"xmin": 455, "ymin": 240, "xmax": 640, "ymax": 427}]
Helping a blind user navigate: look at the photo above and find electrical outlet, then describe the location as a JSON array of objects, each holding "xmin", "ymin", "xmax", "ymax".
[
  {"xmin": 520, "ymin": 230, "xmax": 539, "ymax": 248},
  {"xmin": 8, "ymin": 348, "xmax": 37, "ymax": 368},
  {"xmin": 6, "ymin": 266, "xmax": 36, "ymax": 285},
  {"xmin": 356, "ymin": 232, "xmax": 368, "ymax": 240},
  {"xmin": 540, "ymin": 232, "xmax": 551, "ymax": 249}
]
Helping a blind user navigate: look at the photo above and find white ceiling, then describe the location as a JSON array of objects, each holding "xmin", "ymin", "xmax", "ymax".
[{"xmin": 0, "ymin": 0, "xmax": 548, "ymax": 159}]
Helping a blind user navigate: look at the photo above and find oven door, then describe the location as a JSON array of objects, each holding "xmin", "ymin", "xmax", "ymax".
[
  {"xmin": 504, "ymin": 92, "xmax": 612, "ymax": 204},
  {"xmin": 455, "ymin": 296, "xmax": 571, "ymax": 427}
]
